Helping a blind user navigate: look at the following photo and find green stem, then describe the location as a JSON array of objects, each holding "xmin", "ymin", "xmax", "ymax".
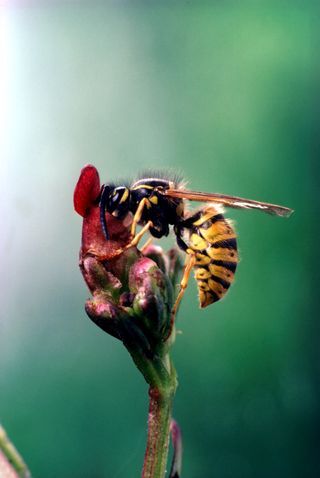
[
  {"xmin": 0, "ymin": 425, "xmax": 31, "ymax": 478},
  {"xmin": 141, "ymin": 363, "xmax": 177, "ymax": 478}
]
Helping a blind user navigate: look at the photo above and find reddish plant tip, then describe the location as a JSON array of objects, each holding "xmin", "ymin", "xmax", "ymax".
[{"xmin": 74, "ymin": 164, "xmax": 101, "ymax": 217}]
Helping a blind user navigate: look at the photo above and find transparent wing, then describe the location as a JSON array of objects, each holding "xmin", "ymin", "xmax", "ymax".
[{"xmin": 162, "ymin": 188, "xmax": 293, "ymax": 217}]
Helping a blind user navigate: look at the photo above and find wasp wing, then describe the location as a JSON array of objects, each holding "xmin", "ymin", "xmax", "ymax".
[{"xmin": 162, "ymin": 189, "xmax": 293, "ymax": 217}]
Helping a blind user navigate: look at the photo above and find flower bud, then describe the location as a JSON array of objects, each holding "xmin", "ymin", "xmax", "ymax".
[{"xmin": 74, "ymin": 166, "xmax": 183, "ymax": 360}]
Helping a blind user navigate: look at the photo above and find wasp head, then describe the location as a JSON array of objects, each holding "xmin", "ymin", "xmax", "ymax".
[{"xmin": 99, "ymin": 184, "xmax": 130, "ymax": 240}]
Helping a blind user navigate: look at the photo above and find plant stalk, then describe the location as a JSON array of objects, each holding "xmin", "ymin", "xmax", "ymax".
[
  {"xmin": 142, "ymin": 370, "xmax": 176, "ymax": 478},
  {"xmin": 0, "ymin": 425, "xmax": 31, "ymax": 478}
]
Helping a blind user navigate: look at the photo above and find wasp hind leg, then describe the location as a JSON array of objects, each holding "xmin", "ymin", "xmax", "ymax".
[
  {"xmin": 165, "ymin": 220, "xmax": 198, "ymax": 337},
  {"xmin": 167, "ymin": 250, "xmax": 196, "ymax": 338}
]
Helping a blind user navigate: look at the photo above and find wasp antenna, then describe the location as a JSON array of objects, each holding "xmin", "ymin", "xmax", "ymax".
[{"xmin": 99, "ymin": 185, "xmax": 110, "ymax": 240}]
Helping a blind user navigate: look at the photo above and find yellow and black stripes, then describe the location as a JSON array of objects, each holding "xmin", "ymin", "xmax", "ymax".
[{"xmin": 186, "ymin": 205, "xmax": 238, "ymax": 308}]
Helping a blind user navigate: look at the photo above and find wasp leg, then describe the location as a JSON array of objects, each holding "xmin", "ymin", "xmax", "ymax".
[
  {"xmin": 122, "ymin": 197, "xmax": 153, "ymax": 249},
  {"xmin": 108, "ymin": 198, "xmax": 153, "ymax": 258},
  {"xmin": 141, "ymin": 236, "xmax": 154, "ymax": 253},
  {"xmin": 128, "ymin": 196, "xmax": 154, "ymax": 247},
  {"xmin": 131, "ymin": 197, "xmax": 150, "ymax": 237},
  {"xmin": 128, "ymin": 220, "xmax": 153, "ymax": 248},
  {"xmin": 108, "ymin": 220, "xmax": 153, "ymax": 260},
  {"xmin": 169, "ymin": 251, "xmax": 196, "ymax": 332}
]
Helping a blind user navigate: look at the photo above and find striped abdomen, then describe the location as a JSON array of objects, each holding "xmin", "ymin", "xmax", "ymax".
[{"xmin": 187, "ymin": 205, "xmax": 238, "ymax": 308}]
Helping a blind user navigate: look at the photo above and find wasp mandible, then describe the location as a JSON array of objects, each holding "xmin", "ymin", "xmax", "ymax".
[{"xmin": 99, "ymin": 174, "xmax": 293, "ymax": 315}]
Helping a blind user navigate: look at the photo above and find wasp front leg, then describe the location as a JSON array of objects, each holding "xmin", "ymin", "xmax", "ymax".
[
  {"xmin": 126, "ymin": 196, "xmax": 155, "ymax": 249},
  {"xmin": 110, "ymin": 198, "xmax": 153, "ymax": 258},
  {"xmin": 128, "ymin": 220, "xmax": 153, "ymax": 248},
  {"xmin": 140, "ymin": 236, "xmax": 154, "ymax": 253},
  {"xmin": 130, "ymin": 198, "xmax": 150, "ymax": 237}
]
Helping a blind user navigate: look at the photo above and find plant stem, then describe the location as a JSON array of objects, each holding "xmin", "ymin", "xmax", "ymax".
[
  {"xmin": 142, "ymin": 366, "xmax": 177, "ymax": 478},
  {"xmin": 0, "ymin": 425, "xmax": 31, "ymax": 478}
]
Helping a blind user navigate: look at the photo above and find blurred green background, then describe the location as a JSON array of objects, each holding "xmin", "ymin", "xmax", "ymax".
[{"xmin": 0, "ymin": 1, "xmax": 318, "ymax": 477}]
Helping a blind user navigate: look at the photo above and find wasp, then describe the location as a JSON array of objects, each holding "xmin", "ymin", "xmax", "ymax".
[{"xmin": 99, "ymin": 174, "xmax": 293, "ymax": 316}]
